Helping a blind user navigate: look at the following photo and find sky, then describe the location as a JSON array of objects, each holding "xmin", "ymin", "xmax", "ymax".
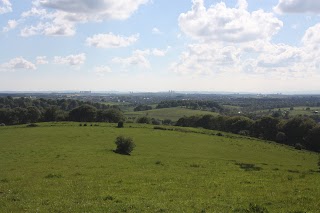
[{"xmin": 1, "ymin": 0, "xmax": 320, "ymax": 93}]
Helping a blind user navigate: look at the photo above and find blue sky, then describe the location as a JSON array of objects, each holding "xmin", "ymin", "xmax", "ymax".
[{"xmin": 1, "ymin": 0, "xmax": 320, "ymax": 93}]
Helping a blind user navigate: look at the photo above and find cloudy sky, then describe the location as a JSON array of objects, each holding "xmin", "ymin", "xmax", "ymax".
[{"xmin": 1, "ymin": 0, "xmax": 320, "ymax": 93}]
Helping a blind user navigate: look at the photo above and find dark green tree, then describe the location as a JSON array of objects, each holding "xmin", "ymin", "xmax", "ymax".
[{"xmin": 69, "ymin": 105, "xmax": 97, "ymax": 122}]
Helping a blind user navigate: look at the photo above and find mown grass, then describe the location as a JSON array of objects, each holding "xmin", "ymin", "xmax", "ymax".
[
  {"xmin": 0, "ymin": 122, "xmax": 319, "ymax": 212},
  {"xmin": 125, "ymin": 107, "xmax": 219, "ymax": 121}
]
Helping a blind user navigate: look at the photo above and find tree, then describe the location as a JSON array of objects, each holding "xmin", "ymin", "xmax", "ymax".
[
  {"xmin": 252, "ymin": 116, "xmax": 280, "ymax": 140},
  {"xmin": 114, "ymin": 136, "xmax": 135, "ymax": 155},
  {"xmin": 225, "ymin": 116, "xmax": 254, "ymax": 134},
  {"xmin": 26, "ymin": 106, "xmax": 41, "ymax": 123},
  {"xmin": 282, "ymin": 117, "xmax": 316, "ymax": 146},
  {"xmin": 96, "ymin": 109, "xmax": 124, "ymax": 123},
  {"xmin": 43, "ymin": 106, "xmax": 60, "ymax": 122},
  {"xmin": 69, "ymin": 105, "xmax": 97, "ymax": 122},
  {"xmin": 304, "ymin": 125, "xmax": 320, "ymax": 152},
  {"xmin": 136, "ymin": 116, "xmax": 151, "ymax": 124}
]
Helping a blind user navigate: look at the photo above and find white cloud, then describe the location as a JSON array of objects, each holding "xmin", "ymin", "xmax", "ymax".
[
  {"xmin": 93, "ymin": 65, "xmax": 112, "ymax": 76},
  {"xmin": 171, "ymin": 0, "xmax": 317, "ymax": 78},
  {"xmin": 53, "ymin": 53, "xmax": 86, "ymax": 66},
  {"xmin": 0, "ymin": 0, "xmax": 12, "ymax": 14},
  {"xmin": 36, "ymin": 56, "xmax": 49, "ymax": 65},
  {"xmin": 20, "ymin": 11, "xmax": 77, "ymax": 37},
  {"xmin": 274, "ymin": 0, "xmax": 320, "ymax": 14},
  {"xmin": 86, "ymin": 33, "xmax": 139, "ymax": 48},
  {"xmin": 112, "ymin": 50, "xmax": 151, "ymax": 69},
  {"xmin": 39, "ymin": 0, "xmax": 149, "ymax": 20},
  {"xmin": 152, "ymin": 47, "xmax": 170, "ymax": 56},
  {"xmin": 112, "ymin": 47, "xmax": 169, "ymax": 69},
  {"xmin": 302, "ymin": 23, "xmax": 320, "ymax": 50},
  {"xmin": 0, "ymin": 57, "xmax": 36, "ymax": 72},
  {"xmin": 171, "ymin": 43, "xmax": 241, "ymax": 75},
  {"xmin": 18, "ymin": 0, "xmax": 149, "ymax": 37},
  {"xmin": 2, "ymin": 19, "xmax": 18, "ymax": 32},
  {"xmin": 179, "ymin": 0, "xmax": 283, "ymax": 43},
  {"xmin": 152, "ymin": 27, "xmax": 162, "ymax": 35}
]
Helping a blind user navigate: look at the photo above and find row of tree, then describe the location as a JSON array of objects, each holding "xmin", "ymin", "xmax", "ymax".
[
  {"xmin": 0, "ymin": 96, "xmax": 114, "ymax": 111},
  {"xmin": 156, "ymin": 100, "xmax": 223, "ymax": 112},
  {"xmin": 0, "ymin": 103, "xmax": 124, "ymax": 125},
  {"xmin": 176, "ymin": 115, "xmax": 320, "ymax": 152}
]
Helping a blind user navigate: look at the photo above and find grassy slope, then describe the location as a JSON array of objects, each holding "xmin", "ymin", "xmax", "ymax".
[
  {"xmin": 0, "ymin": 123, "xmax": 319, "ymax": 212},
  {"xmin": 125, "ymin": 107, "xmax": 219, "ymax": 121}
]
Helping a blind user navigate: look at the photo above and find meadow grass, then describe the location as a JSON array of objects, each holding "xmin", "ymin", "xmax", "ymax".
[
  {"xmin": 0, "ymin": 123, "xmax": 319, "ymax": 212},
  {"xmin": 125, "ymin": 107, "xmax": 219, "ymax": 121}
]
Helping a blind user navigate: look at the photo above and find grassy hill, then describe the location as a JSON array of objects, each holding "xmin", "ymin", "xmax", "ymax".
[
  {"xmin": 125, "ymin": 107, "xmax": 219, "ymax": 121},
  {"xmin": 0, "ymin": 123, "xmax": 319, "ymax": 212}
]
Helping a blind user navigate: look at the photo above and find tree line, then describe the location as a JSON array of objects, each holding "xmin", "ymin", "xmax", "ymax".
[
  {"xmin": 156, "ymin": 100, "xmax": 223, "ymax": 112},
  {"xmin": 0, "ymin": 96, "xmax": 124, "ymax": 125},
  {"xmin": 176, "ymin": 115, "xmax": 320, "ymax": 152}
]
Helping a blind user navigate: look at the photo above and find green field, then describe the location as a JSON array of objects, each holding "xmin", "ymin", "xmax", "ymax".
[
  {"xmin": 0, "ymin": 123, "xmax": 319, "ymax": 212},
  {"xmin": 125, "ymin": 107, "xmax": 219, "ymax": 121},
  {"xmin": 257, "ymin": 106, "xmax": 320, "ymax": 117}
]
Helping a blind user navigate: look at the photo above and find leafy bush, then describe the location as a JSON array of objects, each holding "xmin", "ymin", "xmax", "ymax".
[
  {"xmin": 26, "ymin": 123, "xmax": 39, "ymax": 128},
  {"xmin": 117, "ymin": 121, "xmax": 124, "ymax": 128},
  {"xmin": 114, "ymin": 136, "xmax": 135, "ymax": 155},
  {"xmin": 136, "ymin": 116, "xmax": 151, "ymax": 124}
]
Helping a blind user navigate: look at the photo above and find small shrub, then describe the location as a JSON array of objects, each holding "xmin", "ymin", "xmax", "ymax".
[
  {"xmin": 114, "ymin": 136, "xmax": 135, "ymax": 155},
  {"xmin": 90, "ymin": 124, "xmax": 93, "ymax": 126},
  {"xmin": 26, "ymin": 123, "xmax": 39, "ymax": 128},
  {"xmin": 236, "ymin": 163, "xmax": 262, "ymax": 171},
  {"xmin": 117, "ymin": 121, "xmax": 124, "ymax": 128},
  {"xmin": 155, "ymin": 161, "xmax": 163, "ymax": 165},
  {"xmin": 216, "ymin": 132, "xmax": 224, "ymax": 136},
  {"xmin": 45, "ymin": 173, "xmax": 62, "ymax": 179},
  {"xmin": 79, "ymin": 124, "xmax": 82, "ymax": 126},
  {"xmin": 294, "ymin": 143, "xmax": 304, "ymax": 150},
  {"xmin": 136, "ymin": 116, "xmax": 151, "ymax": 124},
  {"xmin": 83, "ymin": 123, "xmax": 87, "ymax": 126},
  {"xmin": 234, "ymin": 203, "xmax": 269, "ymax": 213},
  {"xmin": 94, "ymin": 124, "xmax": 99, "ymax": 126},
  {"xmin": 151, "ymin": 118, "xmax": 161, "ymax": 125},
  {"xmin": 238, "ymin": 130, "xmax": 250, "ymax": 136}
]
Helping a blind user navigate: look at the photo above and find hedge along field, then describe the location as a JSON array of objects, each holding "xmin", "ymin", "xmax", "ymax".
[
  {"xmin": 125, "ymin": 107, "xmax": 219, "ymax": 121},
  {"xmin": 0, "ymin": 123, "xmax": 319, "ymax": 212}
]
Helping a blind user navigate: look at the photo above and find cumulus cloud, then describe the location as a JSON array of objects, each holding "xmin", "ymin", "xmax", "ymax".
[
  {"xmin": 93, "ymin": 65, "xmax": 112, "ymax": 76},
  {"xmin": 19, "ymin": 0, "xmax": 149, "ymax": 37},
  {"xmin": 0, "ymin": 0, "xmax": 12, "ymax": 14},
  {"xmin": 20, "ymin": 11, "xmax": 77, "ymax": 37},
  {"xmin": 179, "ymin": 0, "xmax": 283, "ymax": 43},
  {"xmin": 0, "ymin": 57, "xmax": 36, "ymax": 71},
  {"xmin": 152, "ymin": 27, "xmax": 162, "ymax": 35},
  {"xmin": 39, "ymin": 0, "xmax": 149, "ymax": 20},
  {"xmin": 2, "ymin": 19, "xmax": 18, "ymax": 32},
  {"xmin": 86, "ymin": 33, "xmax": 139, "ymax": 48},
  {"xmin": 171, "ymin": 43, "xmax": 241, "ymax": 75},
  {"xmin": 274, "ymin": 0, "xmax": 320, "ymax": 14},
  {"xmin": 112, "ymin": 47, "xmax": 169, "ymax": 69},
  {"xmin": 36, "ymin": 56, "xmax": 49, "ymax": 65},
  {"xmin": 53, "ymin": 53, "xmax": 86, "ymax": 66},
  {"xmin": 172, "ymin": 1, "xmax": 320, "ymax": 78},
  {"xmin": 302, "ymin": 23, "xmax": 320, "ymax": 50},
  {"xmin": 112, "ymin": 50, "xmax": 151, "ymax": 69}
]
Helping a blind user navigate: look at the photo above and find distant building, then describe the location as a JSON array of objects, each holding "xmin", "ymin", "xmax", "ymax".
[{"xmin": 80, "ymin": 91, "xmax": 91, "ymax": 94}]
